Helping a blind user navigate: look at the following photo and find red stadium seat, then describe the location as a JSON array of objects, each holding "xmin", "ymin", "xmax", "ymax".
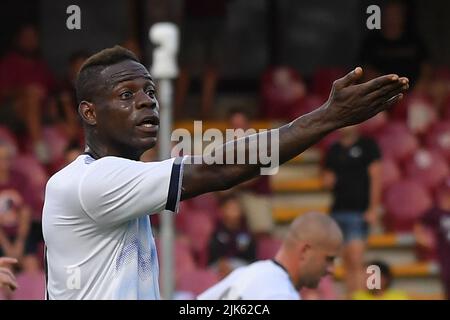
[
  {"xmin": 176, "ymin": 268, "xmax": 219, "ymax": 297},
  {"xmin": 185, "ymin": 193, "xmax": 220, "ymax": 217},
  {"xmin": 311, "ymin": 67, "xmax": 346, "ymax": 101},
  {"xmin": 358, "ymin": 112, "xmax": 388, "ymax": 137},
  {"xmin": 404, "ymin": 95, "xmax": 437, "ymax": 135},
  {"xmin": 12, "ymin": 154, "xmax": 48, "ymax": 220},
  {"xmin": 383, "ymin": 179, "xmax": 432, "ymax": 231},
  {"xmin": 256, "ymin": 236, "xmax": 282, "ymax": 260},
  {"xmin": 260, "ymin": 66, "xmax": 310, "ymax": 119},
  {"xmin": 425, "ymin": 121, "xmax": 450, "ymax": 161},
  {"xmin": 184, "ymin": 211, "xmax": 214, "ymax": 267},
  {"xmin": 405, "ymin": 149, "xmax": 449, "ymax": 191},
  {"xmin": 376, "ymin": 122, "xmax": 419, "ymax": 163},
  {"xmin": 381, "ymin": 157, "xmax": 402, "ymax": 191}
]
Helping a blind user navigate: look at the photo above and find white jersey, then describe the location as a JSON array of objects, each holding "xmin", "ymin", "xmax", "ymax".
[
  {"xmin": 42, "ymin": 154, "xmax": 184, "ymax": 300},
  {"xmin": 197, "ymin": 260, "xmax": 300, "ymax": 300}
]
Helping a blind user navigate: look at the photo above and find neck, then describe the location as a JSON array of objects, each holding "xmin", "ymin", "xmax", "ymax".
[
  {"xmin": 274, "ymin": 249, "xmax": 300, "ymax": 289},
  {"xmin": 85, "ymin": 131, "xmax": 141, "ymax": 161}
]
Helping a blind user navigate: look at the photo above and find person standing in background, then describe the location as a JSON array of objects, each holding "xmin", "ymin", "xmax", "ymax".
[{"xmin": 322, "ymin": 125, "xmax": 382, "ymax": 297}]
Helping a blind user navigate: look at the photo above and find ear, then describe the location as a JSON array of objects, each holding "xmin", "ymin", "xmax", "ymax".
[
  {"xmin": 298, "ymin": 242, "xmax": 312, "ymax": 261},
  {"xmin": 79, "ymin": 101, "xmax": 97, "ymax": 126}
]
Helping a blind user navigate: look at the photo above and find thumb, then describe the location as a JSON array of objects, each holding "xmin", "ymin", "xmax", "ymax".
[{"xmin": 334, "ymin": 67, "xmax": 363, "ymax": 89}]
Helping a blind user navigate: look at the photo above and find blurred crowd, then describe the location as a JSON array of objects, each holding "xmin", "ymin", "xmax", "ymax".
[{"xmin": 1, "ymin": 0, "xmax": 450, "ymax": 300}]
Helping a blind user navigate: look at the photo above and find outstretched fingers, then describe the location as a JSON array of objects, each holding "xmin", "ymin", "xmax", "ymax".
[
  {"xmin": 365, "ymin": 77, "xmax": 409, "ymax": 104},
  {"xmin": 359, "ymin": 74, "xmax": 405, "ymax": 96}
]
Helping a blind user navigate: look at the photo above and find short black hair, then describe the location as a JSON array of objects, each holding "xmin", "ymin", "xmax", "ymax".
[{"xmin": 75, "ymin": 45, "xmax": 140, "ymax": 103}]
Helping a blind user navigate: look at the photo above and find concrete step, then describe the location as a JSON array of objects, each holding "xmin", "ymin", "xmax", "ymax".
[{"xmin": 272, "ymin": 192, "xmax": 331, "ymax": 222}]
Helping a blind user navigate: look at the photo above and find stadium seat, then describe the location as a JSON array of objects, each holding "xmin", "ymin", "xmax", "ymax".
[
  {"xmin": 425, "ymin": 121, "xmax": 450, "ymax": 161},
  {"xmin": 183, "ymin": 211, "xmax": 214, "ymax": 267},
  {"xmin": 404, "ymin": 95, "xmax": 437, "ymax": 135},
  {"xmin": 376, "ymin": 122, "xmax": 419, "ymax": 163},
  {"xmin": 12, "ymin": 154, "xmax": 48, "ymax": 219},
  {"xmin": 384, "ymin": 179, "xmax": 432, "ymax": 231},
  {"xmin": 256, "ymin": 236, "xmax": 282, "ymax": 260},
  {"xmin": 381, "ymin": 157, "xmax": 402, "ymax": 191},
  {"xmin": 405, "ymin": 149, "xmax": 449, "ymax": 191},
  {"xmin": 185, "ymin": 193, "xmax": 220, "ymax": 218},
  {"xmin": 176, "ymin": 268, "xmax": 219, "ymax": 297},
  {"xmin": 311, "ymin": 67, "xmax": 346, "ymax": 101},
  {"xmin": 358, "ymin": 111, "xmax": 388, "ymax": 137},
  {"xmin": 11, "ymin": 271, "xmax": 45, "ymax": 300}
]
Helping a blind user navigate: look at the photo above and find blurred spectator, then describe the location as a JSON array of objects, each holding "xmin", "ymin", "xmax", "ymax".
[
  {"xmin": 260, "ymin": 67, "xmax": 309, "ymax": 120},
  {"xmin": 51, "ymin": 140, "xmax": 83, "ymax": 173},
  {"xmin": 414, "ymin": 178, "xmax": 450, "ymax": 299},
  {"xmin": 359, "ymin": 0, "xmax": 430, "ymax": 88},
  {"xmin": 322, "ymin": 125, "xmax": 382, "ymax": 296},
  {"xmin": 225, "ymin": 108, "xmax": 274, "ymax": 235},
  {"xmin": 0, "ymin": 24, "xmax": 56, "ymax": 163},
  {"xmin": 47, "ymin": 51, "xmax": 88, "ymax": 144},
  {"xmin": 175, "ymin": 0, "xmax": 232, "ymax": 118},
  {"xmin": 0, "ymin": 140, "xmax": 38, "ymax": 272},
  {"xmin": 208, "ymin": 194, "xmax": 256, "ymax": 278},
  {"xmin": 352, "ymin": 260, "xmax": 409, "ymax": 300}
]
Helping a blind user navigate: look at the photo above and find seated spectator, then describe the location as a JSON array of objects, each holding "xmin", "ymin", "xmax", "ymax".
[
  {"xmin": 0, "ymin": 24, "xmax": 56, "ymax": 163},
  {"xmin": 225, "ymin": 108, "xmax": 274, "ymax": 235},
  {"xmin": 0, "ymin": 140, "xmax": 38, "ymax": 272},
  {"xmin": 352, "ymin": 260, "xmax": 409, "ymax": 300},
  {"xmin": 261, "ymin": 67, "xmax": 308, "ymax": 120},
  {"xmin": 414, "ymin": 178, "xmax": 450, "ymax": 299},
  {"xmin": 208, "ymin": 194, "xmax": 257, "ymax": 278},
  {"xmin": 47, "ymin": 51, "xmax": 88, "ymax": 144}
]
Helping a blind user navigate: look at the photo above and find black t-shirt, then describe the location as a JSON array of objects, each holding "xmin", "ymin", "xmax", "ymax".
[
  {"xmin": 360, "ymin": 31, "xmax": 428, "ymax": 85},
  {"xmin": 325, "ymin": 137, "xmax": 381, "ymax": 212}
]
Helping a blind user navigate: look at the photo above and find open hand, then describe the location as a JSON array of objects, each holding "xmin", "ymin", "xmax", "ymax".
[{"xmin": 324, "ymin": 67, "xmax": 409, "ymax": 128}]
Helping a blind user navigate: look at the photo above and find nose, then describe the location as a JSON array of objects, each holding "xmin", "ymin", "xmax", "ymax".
[{"xmin": 136, "ymin": 90, "xmax": 158, "ymax": 110}]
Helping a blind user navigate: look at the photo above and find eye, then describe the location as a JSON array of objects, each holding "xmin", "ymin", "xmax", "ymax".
[
  {"xmin": 145, "ymin": 88, "xmax": 156, "ymax": 98},
  {"xmin": 120, "ymin": 91, "xmax": 133, "ymax": 100}
]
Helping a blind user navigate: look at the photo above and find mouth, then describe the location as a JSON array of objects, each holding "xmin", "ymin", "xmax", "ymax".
[{"xmin": 136, "ymin": 115, "xmax": 160, "ymax": 134}]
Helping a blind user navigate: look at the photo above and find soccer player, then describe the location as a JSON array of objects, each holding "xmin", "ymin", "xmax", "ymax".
[
  {"xmin": 42, "ymin": 46, "xmax": 409, "ymax": 299},
  {"xmin": 197, "ymin": 212, "xmax": 343, "ymax": 300}
]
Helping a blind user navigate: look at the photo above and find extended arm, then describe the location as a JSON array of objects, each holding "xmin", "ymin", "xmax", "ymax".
[{"xmin": 181, "ymin": 68, "xmax": 408, "ymax": 200}]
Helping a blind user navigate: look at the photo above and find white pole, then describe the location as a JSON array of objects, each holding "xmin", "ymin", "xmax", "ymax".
[{"xmin": 149, "ymin": 23, "xmax": 179, "ymax": 300}]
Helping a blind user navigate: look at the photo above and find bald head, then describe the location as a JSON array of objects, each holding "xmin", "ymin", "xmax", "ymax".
[{"xmin": 283, "ymin": 212, "xmax": 343, "ymax": 250}]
